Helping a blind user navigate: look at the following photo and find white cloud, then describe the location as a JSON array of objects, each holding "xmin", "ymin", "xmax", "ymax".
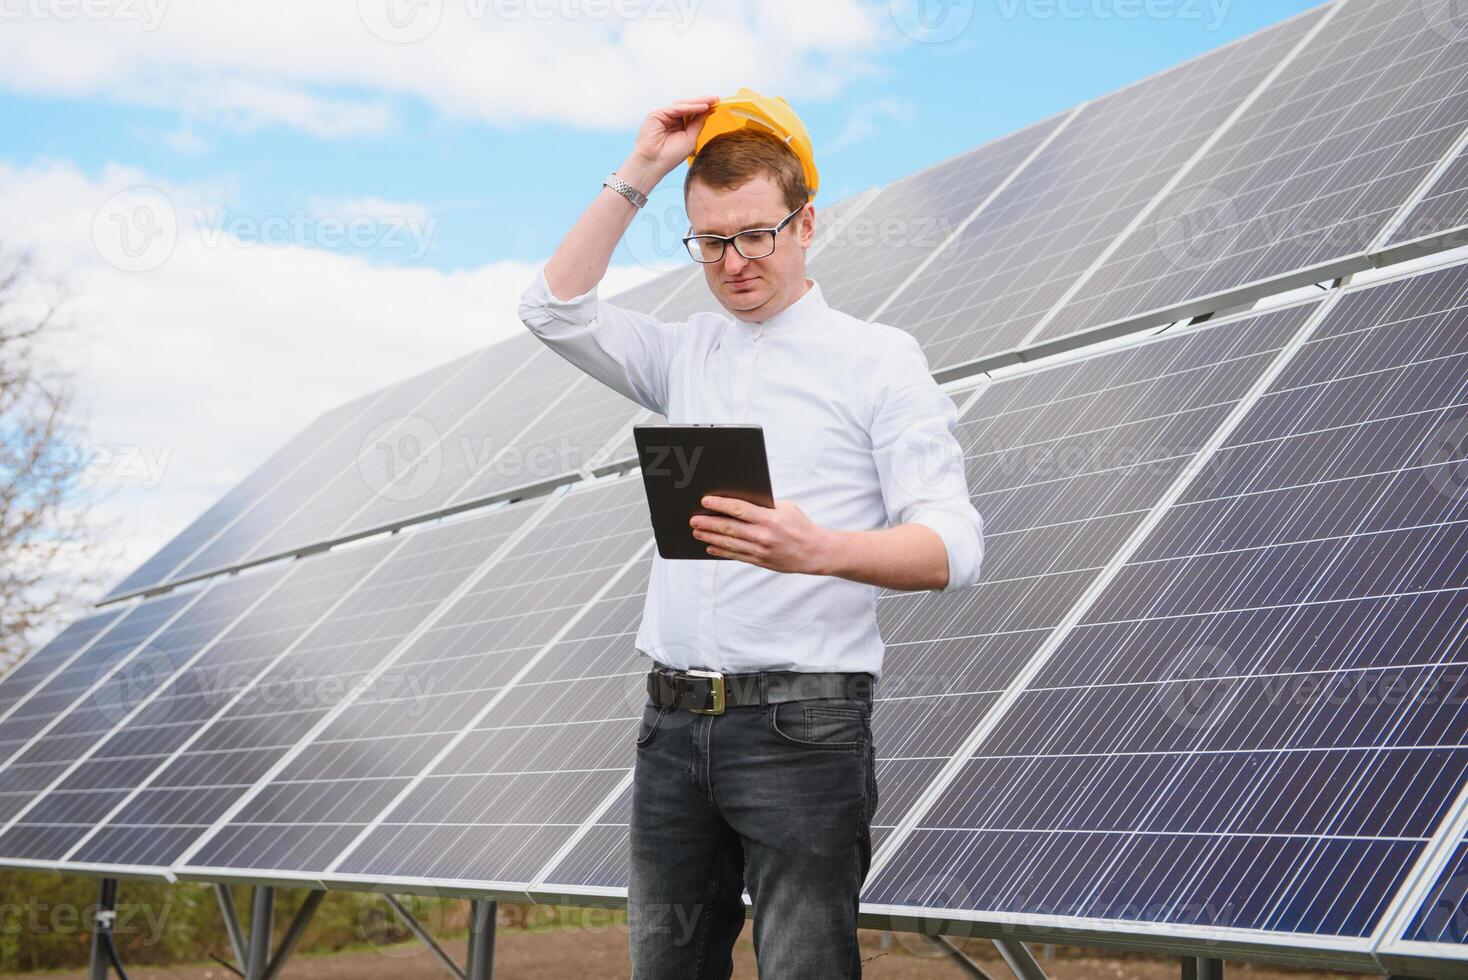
[
  {"xmin": 0, "ymin": 0, "xmax": 889, "ymax": 138},
  {"xmin": 0, "ymin": 159, "xmax": 661, "ymax": 599}
]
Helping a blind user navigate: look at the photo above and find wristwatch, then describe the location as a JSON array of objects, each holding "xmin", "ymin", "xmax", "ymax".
[{"xmin": 604, "ymin": 171, "xmax": 649, "ymax": 209}]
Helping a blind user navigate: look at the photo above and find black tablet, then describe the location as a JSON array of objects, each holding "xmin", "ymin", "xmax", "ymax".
[{"xmin": 633, "ymin": 423, "xmax": 775, "ymax": 560}]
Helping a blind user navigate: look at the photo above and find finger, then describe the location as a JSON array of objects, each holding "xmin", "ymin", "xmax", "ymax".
[
  {"xmin": 701, "ymin": 495, "xmax": 761, "ymax": 520},
  {"xmin": 695, "ymin": 529, "xmax": 765, "ymax": 558},
  {"xmin": 709, "ymin": 520, "xmax": 772, "ymax": 548},
  {"xmin": 706, "ymin": 545, "xmax": 767, "ymax": 567}
]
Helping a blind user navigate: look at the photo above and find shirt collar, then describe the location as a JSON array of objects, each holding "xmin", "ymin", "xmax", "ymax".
[{"xmin": 742, "ymin": 277, "xmax": 826, "ymax": 334}]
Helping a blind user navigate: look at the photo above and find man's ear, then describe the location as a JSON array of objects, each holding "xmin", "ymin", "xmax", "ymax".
[{"xmin": 799, "ymin": 204, "xmax": 816, "ymax": 248}]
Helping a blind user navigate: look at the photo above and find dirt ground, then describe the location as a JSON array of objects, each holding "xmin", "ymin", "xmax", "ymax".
[{"xmin": 31, "ymin": 921, "xmax": 1365, "ymax": 980}]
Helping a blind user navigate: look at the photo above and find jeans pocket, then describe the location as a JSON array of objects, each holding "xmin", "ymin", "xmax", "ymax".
[
  {"xmin": 636, "ymin": 697, "xmax": 668, "ymax": 747},
  {"xmin": 768, "ymin": 698, "xmax": 867, "ymax": 750}
]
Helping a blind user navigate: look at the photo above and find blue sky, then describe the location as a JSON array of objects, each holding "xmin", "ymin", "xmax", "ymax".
[{"xmin": 0, "ymin": 0, "xmax": 1322, "ymax": 594}]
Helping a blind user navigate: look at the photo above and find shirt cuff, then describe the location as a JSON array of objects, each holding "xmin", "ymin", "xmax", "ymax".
[
  {"xmin": 518, "ymin": 262, "xmax": 600, "ymax": 335},
  {"xmin": 906, "ymin": 506, "xmax": 984, "ymax": 594}
]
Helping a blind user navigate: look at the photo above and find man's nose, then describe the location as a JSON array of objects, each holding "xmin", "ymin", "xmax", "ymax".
[{"xmin": 721, "ymin": 245, "xmax": 750, "ymax": 276}]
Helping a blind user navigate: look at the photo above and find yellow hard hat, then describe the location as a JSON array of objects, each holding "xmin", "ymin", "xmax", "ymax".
[{"xmin": 688, "ymin": 87, "xmax": 819, "ymax": 201}]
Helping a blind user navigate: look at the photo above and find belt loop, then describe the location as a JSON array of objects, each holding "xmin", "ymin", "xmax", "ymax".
[{"xmin": 758, "ymin": 670, "xmax": 769, "ymax": 707}]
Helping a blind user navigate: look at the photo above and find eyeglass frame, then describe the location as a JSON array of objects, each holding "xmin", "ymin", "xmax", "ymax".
[{"xmin": 681, "ymin": 202, "xmax": 808, "ymax": 264}]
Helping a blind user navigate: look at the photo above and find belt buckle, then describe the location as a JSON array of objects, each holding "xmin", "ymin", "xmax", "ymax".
[{"xmin": 683, "ymin": 668, "xmax": 725, "ymax": 715}]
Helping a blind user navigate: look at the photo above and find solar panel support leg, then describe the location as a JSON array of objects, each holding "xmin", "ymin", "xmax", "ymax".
[
  {"xmin": 923, "ymin": 934, "xmax": 997, "ymax": 980},
  {"xmin": 466, "ymin": 900, "xmax": 497, "ymax": 980},
  {"xmin": 1182, "ymin": 956, "xmax": 1224, "ymax": 980},
  {"xmin": 994, "ymin": 939, "xmax": 1048, "ymax": 980},
  {"xmin": 214, "ymin": 884, "xmax": 248, "ymax": 976},
  {"xmin": 245, "ymin": 886, "xmax": 274, "ymax": 980},
  {"xmin": 88, "ymin": 877, "xmax": 119, "ymax": 980},
  {"xmin": 257, "ymin": 889, "xmax": 324, "ymax": 980}
]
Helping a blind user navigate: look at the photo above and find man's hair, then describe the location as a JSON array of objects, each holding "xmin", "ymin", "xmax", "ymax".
[{"xmin": 684, "ymin": 128, "xmax": 809, "ymax": 214}]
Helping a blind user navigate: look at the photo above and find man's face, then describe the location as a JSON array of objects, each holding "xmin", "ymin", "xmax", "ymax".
[{"xmin": 685, "ymin": 174, "xmax": 815, "ymax": 323}]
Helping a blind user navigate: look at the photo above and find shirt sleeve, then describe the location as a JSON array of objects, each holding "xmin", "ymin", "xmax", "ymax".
[
  {"xmin": 869, "ymin": 331, "xmax": 985, "ymax": 595},
  {"xmin": 517, "ymin": 261, "xmax": 682, "ymax": 416}
]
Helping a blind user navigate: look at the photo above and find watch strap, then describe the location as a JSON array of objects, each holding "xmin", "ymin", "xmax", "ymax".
[{"xmin": 604, "ymin": 172, "xmax": 649, "ymax": 209}]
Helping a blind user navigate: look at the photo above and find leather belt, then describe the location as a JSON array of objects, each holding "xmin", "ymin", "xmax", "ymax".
[{"xmin": 646, "ymin": 662, "xmax": 875, "ymax": 716}]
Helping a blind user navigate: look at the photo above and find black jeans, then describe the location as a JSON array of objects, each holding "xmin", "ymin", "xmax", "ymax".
[{"xmin": 627, "ymin": 687, "xmax": 878, "ymax": 979}]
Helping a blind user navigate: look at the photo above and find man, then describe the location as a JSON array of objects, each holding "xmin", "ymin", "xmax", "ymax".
[{"xmin": 518, "ymin": 94, "xmax": 984, "ymax": 979}]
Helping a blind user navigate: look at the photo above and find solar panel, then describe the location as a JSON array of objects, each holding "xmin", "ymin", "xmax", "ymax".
[
  {"xmin": 605, "ymin": 264, "xmax": 702, "ymax": 315},
  {"xmin": 278, "ymin": 476, "xmax": 649, "ymax": 890},
  {"xmin": 234, "ymin": 339, "xmax": 549, "ymax": 563},
  {"xmin": 1033, "ymin": 0, "xmax": 1468, "ymax": 347},
  {"xmin": 289, "ymin": 335, "xmax": 557, "ymax": 534},
  {"xmin": 99, "ymin": 389, "xmax": 389, "ymax": 602},
  {"xmin": 862, "ymin": 257, "xmax": 1468, "ymax": 963},
  {"xmin": 423, "ymin": 359, "xmax": 649, "ymax": 514},
  {"xmin": 808, "ymin": 126, "xmax": 1067, "ymax": 321},
  {"xmin": 878, "ymin": 7, "xmax": 1328, "ymax": 376},
  {"xmin": 128, "ymin": 351, "xmax": 478, "ymax": 593},
  {"xmin": 39, "ymin": 509, "xmax": 539, "ymax": 874}
]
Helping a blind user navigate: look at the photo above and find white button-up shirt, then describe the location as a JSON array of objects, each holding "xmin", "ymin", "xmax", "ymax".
[{"xmin": 518, "ymin": 264, "xmax": 983, "ymax": 682}]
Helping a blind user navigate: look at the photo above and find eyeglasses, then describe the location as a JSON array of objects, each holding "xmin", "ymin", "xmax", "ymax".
[{"xmin": 682, "ymin": 203, "xmax": 806, "ymax": 264}]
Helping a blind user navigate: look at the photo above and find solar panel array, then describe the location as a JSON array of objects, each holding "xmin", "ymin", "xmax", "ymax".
[
  {"xmin": 865, "ymin": 259, "xmax": 1468, "ymax": 957},
  {"xmin": 6, "ymin": 0, "xmax": 1468, "ymax": 972}
]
